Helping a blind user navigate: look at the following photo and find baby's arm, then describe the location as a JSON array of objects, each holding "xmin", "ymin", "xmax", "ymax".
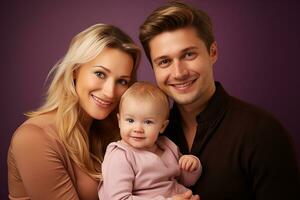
[
  {"xmin": 179, "ymin": 155, "xmax": 200, "ymax": 172},
  {"xmin": 178, "ymin": 155, "xmax": 202, "ymax": 187}
]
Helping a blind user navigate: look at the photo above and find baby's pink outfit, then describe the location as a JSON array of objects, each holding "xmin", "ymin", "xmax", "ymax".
[{"xmin": 98, "ymin": 136, "xmax": 202, "ymax": 200}]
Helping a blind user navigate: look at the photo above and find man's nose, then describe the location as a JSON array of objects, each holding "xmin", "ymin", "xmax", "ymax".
[{"xmin": 173, "ymin": 60, "xmax": 189, "ymax": 80}]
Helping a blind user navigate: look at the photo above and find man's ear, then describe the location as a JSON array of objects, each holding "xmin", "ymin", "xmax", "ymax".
[
  {"xmin": 160, "ymin": 120, "xmax": 169, "ymax": 134},
  {"xmin": 209, "ymin": 41, "xmax": 218, "ymax": 64}
]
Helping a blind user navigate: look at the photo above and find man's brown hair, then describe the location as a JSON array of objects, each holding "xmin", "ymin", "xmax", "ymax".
[{"xmin": 139, "ymin": 1, "xmax": 215, "ymax": 63}]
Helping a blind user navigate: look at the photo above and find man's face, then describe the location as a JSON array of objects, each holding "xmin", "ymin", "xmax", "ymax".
[{"xmin": 149, "ymin": 27, "xmax": 217, "ymax": 108}]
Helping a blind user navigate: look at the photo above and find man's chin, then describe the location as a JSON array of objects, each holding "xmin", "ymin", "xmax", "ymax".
[{"xmin": 171, "ymin": 95, "xmax": 197, "ymax": 106}]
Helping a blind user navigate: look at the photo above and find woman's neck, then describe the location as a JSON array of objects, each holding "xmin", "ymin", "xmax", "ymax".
[{"xmin": 80, "ymin": 111, "xmax": 93, "ymax": 133}]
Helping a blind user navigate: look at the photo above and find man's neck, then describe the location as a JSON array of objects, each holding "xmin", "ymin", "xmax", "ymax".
[
  {"xmin": 178, "ymin": 103, "xmax": 203, "ymax": 151},
  {"xmin": 178, "ymin": 83, "xmax": 216, "ymax": 129},
  {"xmin": 176, "ymin": 83, "xmax": 216, "ymax": 150}
]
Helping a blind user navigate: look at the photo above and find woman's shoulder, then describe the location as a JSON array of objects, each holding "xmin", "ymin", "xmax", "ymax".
[
  {"xmin": 23, "ymin": 111, "xmax": 56, "ymax": 128},
  {"xmin": 11, "ymin": 112, "xmax": 59, "ymax": 148}
]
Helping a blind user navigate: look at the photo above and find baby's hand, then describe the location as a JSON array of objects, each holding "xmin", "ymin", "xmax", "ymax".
[
  {"xmin": 179, "ymin": 155, "xmax": 199, "ymax": 172},
  {"xmin": 172, "ymin": 190, "xmax": 200, "ymax": 200}
]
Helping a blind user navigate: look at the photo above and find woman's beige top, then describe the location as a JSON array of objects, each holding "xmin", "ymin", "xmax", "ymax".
[{"xmin": 7, "ymin": 114, "xmax": 99, "ymax": 200}]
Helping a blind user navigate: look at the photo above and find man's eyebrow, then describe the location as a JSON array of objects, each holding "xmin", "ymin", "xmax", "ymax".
[
  {"xmin": 153, "ymin": 56, "xmax": 169, "ymax": 63},
  {"xmin": 152, "ymin": 46, "xmax": 199, "ymax": 63},
  {"xmin": 181, "ymin": 46, "xmax": 198, "ymax": 53}
]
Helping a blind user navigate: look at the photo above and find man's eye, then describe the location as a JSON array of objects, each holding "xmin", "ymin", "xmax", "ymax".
[
  {"xmin": 184, "ymin": 52, "xmax": 197, "ymax": 59},
  {"xmin": 158, "ymin": 59, "xmax": 170, "ymax": 67},
  {"xmin": 95, "ymin": 71, "xmax": 105, "ymax": 79}
]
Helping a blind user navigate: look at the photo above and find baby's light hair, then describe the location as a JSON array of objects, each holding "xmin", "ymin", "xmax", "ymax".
[{"xmin": 119, "ymin": 82, "xmax": 169, "ymax": 119}]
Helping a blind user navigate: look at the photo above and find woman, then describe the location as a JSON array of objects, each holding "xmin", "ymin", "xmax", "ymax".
[{"xmin": 7, "ymin": 23, "xmax": 140, "ymax": 200}]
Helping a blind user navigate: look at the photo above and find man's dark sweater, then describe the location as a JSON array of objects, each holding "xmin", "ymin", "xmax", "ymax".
[{"xmin": 164, "ymin": 82, "xmax": 299, "ymax": 200}]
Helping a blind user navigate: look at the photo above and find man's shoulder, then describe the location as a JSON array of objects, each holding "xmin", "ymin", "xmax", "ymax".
[
  {"xmin": 228, "ymin": 95, "xmax": 279, "ymax": 122},
  {"xmin": 226, "ymin": 95, "xmax": 288, "ymax": 137}
]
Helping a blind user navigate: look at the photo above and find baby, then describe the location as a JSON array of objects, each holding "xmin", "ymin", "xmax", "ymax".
[{"xmin": 98, "ymin": 82, "xmax": 202, "ymax": 200}]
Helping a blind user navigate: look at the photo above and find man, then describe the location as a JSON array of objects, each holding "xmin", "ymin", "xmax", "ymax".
[{"xmin": 139, "ymin": 2, "xmax": 299, "ymax": 200}]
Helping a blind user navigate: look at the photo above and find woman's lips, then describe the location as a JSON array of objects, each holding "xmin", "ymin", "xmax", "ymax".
[{"xmin": 91, "ymin": 94, "xmax": 113, "ymax": 108}]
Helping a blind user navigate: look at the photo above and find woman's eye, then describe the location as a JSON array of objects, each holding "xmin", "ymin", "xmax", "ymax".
[
  {"xmin": 118, "ymin": 79, "xmax": 129, "ymax": 86},
  {"xmin": 95, "ymin": 71, "xmax": 105, "ymax": 79}
]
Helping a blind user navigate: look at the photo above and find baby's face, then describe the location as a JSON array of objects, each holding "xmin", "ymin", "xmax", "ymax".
[{"xmin": 118, "ymin": 97, "xmax": 168, "ymax": 153}]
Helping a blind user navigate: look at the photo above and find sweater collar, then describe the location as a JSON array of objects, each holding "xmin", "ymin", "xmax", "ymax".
[{"xmin": 172, "ymin": 81, "xmax": 230, "ymax": 123}]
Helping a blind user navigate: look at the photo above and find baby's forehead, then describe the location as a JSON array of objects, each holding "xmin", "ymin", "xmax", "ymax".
[
  {"xmin": 124, "ymin": 94, "xmax": 164, "ymax": 106},
  {"xmin": 120, "ymin": 95, "xmax": 168, "ymax": 114}
]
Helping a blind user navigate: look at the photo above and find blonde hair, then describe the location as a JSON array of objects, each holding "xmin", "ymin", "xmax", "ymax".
[
  {"xmin": 119, "ymin": 82, "xmax": 169, "ymax": 119},
  {"xmin": 27, "ymin": 24, "xmax": 140, "ymax": 181}
]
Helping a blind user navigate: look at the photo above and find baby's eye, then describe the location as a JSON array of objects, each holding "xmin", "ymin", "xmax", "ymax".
[
  {"xmin": 144, "ymin": 120, "xmax": 154, "ymax": 125},
  {"xmin": 126, "ymin": 118, "xmax": 134, "ymax": 123}
]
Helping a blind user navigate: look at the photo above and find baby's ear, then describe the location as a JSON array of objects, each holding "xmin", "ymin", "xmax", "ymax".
[
  {"xmin": 160, "ymin": 120, "xmax": 169, "ymax": 134},
  {"xmin": 117, "ymin": 113, "xmax": 121, "ymax": 128}
]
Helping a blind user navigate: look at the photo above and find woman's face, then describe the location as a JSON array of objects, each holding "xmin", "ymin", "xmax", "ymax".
[{"xmin": 74, "ymin": 47, "xmax": 134, "ymax": 121}]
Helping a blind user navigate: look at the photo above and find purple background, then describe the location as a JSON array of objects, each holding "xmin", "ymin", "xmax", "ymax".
[{"xmin": 1, "ymin": 0, "xmax": 299, "ymax": 198}]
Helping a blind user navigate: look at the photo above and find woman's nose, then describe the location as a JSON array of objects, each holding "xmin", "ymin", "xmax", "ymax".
[{"xmin": 102, "ymin": 79, "xmax": 115, "ymax": 99}]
